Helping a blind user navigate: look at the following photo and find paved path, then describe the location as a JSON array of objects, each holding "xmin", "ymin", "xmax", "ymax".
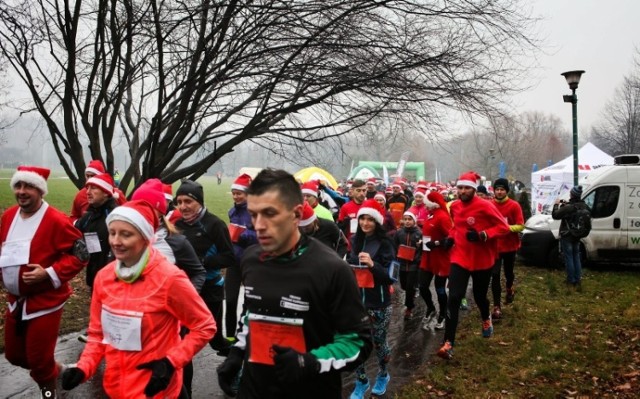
[{"xmin": 1, "ymin": 285, "xmax": 473, "ymax": 398}]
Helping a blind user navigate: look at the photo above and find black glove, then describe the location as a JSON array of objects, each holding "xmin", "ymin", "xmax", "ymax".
[
  {"xmin": 217, "ymin": 347, "xmax": 244, "ymax": 397},
  {"xmin": 272, "ymin": 345, "xmax": 320, "ymax": 385},
  {"xmin": 61, "ymin": 367, "xmax": 85, "ymax": 390},
  {"xmin": 443, "ymin": 237, "xmax": 455, "ymax": 249},
  {"xmin": 136, "ymin": 357, "xmax": 175, "ymax": 397},
  {"xmin": 466, "ymin": 229, "xmax": 487, "ymax": 242},
  {"xmin": 425, "ymin": 241, "xmax": 437, "ymax": 250}
]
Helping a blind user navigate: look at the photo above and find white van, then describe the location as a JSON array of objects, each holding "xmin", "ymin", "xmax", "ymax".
[{"xmin": 519, "ymin": 154, "xmax": 640, "ymax": 267}]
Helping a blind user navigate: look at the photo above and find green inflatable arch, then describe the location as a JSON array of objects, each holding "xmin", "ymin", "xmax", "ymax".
[{"xmin": 356, "ymin": 161, "xmax": 426, "ymax": 181}]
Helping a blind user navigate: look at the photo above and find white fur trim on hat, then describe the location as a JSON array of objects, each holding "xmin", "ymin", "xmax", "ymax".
[
  {"xmin": 86, "ymin": 176, "xmax": 114, "ymax": 196},
  {"xmin": 456, "ymin": 179, "xmax": 478, "ymax": 189},
  {"xmin": 230, "ymin": 183, "xmax": 248, "ymax": 192},
  {"xmin": 301, "ymin": 188, "xmax": 318, "ymax": 197},
  {"xmin": 403, "ymin": 211, "xmax": 417, "ymax": 223},
  {"xmin": 374, "ymin": 193, "xmax": 386, "ymax": 202},
  {"xmin": 299, "ymin": 212, "xmax": 317, "ymax": 227},
  {"xmin": 357, "ymin": 206, "xmax": 384, "ymax": 225},
  {"xmin": 85, "ymin": 166, "xmax": 103, "ymax": 176},
  {"xmin": 10, "ymin": 171, "xmax": 48, "ymax": 196},
  {"xmin": 164, "ymin": 193, "xmax": 173, "ymax": 201},
  {"xmin": 106, "ymin": 206, "xmax": 155, "ymax": 242}
]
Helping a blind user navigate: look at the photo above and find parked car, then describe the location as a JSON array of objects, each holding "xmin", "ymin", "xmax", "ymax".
[{"xmin": 519, "ymin": 154, "xmax": 640, "ymax": 267}]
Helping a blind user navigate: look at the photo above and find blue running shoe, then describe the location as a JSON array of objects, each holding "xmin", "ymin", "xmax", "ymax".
[
  {"xmin": 350, "ymin": 379, "xmax": 370, "ymax": 399},
  {"xmin": 371, "ymin": 373, "xmax": 390, "ymax": 396}
]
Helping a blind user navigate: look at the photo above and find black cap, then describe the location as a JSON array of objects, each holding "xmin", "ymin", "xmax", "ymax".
[
  {"xmin": 493, "ymin": 178, "xmax": 510, "ymax": 193},
  {"xmin": 176, "ymin": 179, "xmax": 204, "ymax": 205},
  {"xmin": 477, "ymin": 185, "xmax": 488, "ymax": 195}
]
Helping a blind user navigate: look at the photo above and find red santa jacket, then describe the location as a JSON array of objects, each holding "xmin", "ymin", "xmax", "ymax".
[
  {"xmin": 338, "ymin": 200, "xmax": 364, "ymax": 238},
  {"xmin": 493, "ymin": 197, "xmax": 525, "ymax": 253},
  {"xmin": 77, "ymin": 248, "xmax": 216, "ymax": 399},
  {"xmin": 449, "ymin": 196, "xmax": 511, "ymax": 271},
  {"xmin": 0, "ymin": 203, "xmax": 87, "ymax": 318},
  {"xmin": 70, "ymin": 187, "xmax": 126, "ymax": 221},
  {"xmin": 420, "ymin": 207, "xmax": 452, "ymax": 276}
]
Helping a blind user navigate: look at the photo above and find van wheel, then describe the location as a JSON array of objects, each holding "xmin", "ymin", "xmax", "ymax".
[{"xmin": 546, "ymin": 241, "xmax": 564, "ymax": 270}]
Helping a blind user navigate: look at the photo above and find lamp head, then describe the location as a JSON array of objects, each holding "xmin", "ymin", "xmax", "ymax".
[{"xmin": 561, "ymin": 70, "xmax": 585, "ymax": 90}]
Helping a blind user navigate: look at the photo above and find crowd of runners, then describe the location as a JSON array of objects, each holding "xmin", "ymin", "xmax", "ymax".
[{"xmin": 1, "ymin": 162, "xmax": 528, "ymax": 399}]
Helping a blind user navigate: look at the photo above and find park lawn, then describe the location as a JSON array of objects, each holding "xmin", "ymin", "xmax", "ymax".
[
  {"xmin": 0, "ymin": 172, "xmax": 235, "ymax": 352},
  {"xmin": 397, "ymin": 265, "xmax": 640, "ymax": 398}
]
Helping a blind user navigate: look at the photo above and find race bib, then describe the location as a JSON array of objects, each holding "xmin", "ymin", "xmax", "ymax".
[
  {"xmin": 349, "ymin": 218, "xmax": 358, "ymax": 233},
  {"xmin": 101, "ymin": 306, "xmax": 143, "ymax": 351},
  {"xmin": 84, "ymin": 232, "xmax": 102, "ymax": 254},
  {"xmin": 0, "ymin": 238, "xmax": 30, "ymax": 268},
  {"xmin": 248, "ymin": 314, "xmax": 305, "ymax": 365}
]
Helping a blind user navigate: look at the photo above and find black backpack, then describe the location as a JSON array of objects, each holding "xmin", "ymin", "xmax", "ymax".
[{"xmin": 567, "ymin": 206, "xmax": 592, "ymax": 239}]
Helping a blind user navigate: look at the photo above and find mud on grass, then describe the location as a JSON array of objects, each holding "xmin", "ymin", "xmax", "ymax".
[
  {"xmin": 0, "ymin": 271, "xmax": 90, "ymax": 353},
  {"xmin": 396, "ymin": 265, "xmax": 640, "ymax": 399}
]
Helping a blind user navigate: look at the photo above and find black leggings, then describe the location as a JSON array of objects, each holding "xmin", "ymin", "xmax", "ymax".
[
  {"xmin": 444, "ymin": 263, "xmax": 492, "ymax": 344},
  {"xmin": 399, "ymin": 270, "xmax": 419, "ymax": 309},
  {"xmin": 418, "ymin": 270, "xmax": 435, "ymax": 314},
  {"xmin": 224, "ymin": 263, "xmax": 243, "ymax": 337},
  {"xmin": 491, "ymin": 251, "xmax": 516, "ymax": 306}
]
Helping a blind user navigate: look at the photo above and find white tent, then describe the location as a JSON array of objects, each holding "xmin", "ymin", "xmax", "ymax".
[{"xmin": 531, "ymin": 142, "xmax": 613, "ymax": 214}]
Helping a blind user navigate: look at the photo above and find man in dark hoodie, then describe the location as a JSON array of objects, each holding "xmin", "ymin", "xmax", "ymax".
[{"xmin": 552, "ymin": 185, "xmax": 589, "ymax": 287}]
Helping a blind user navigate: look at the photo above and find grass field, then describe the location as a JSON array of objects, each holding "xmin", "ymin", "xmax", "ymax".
[{"xmin": 1, "ymin": 170, "xmax": 639, "ymax": 397}]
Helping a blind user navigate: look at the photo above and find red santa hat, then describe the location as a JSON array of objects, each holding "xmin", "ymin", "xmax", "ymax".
[
  {"xmin": 299, "ymin": 201, "xmax": 317, "ymax": 227},
  {"xmin": 132, "ymin": 178, "xmax": 167, "ymax": 215},
  {"xmin": 231, "ymin": 173, "xmax": 252, "ymax": 192},
  {"xmin": 425, "ymin": 191, "xmax": 448, "ymax": 210},
  {"xmin": 416, "ymin": 180, "xmax": 428, "ymax": 190},
  {"xmin": 391, "ymin": 180, "xmax": 403, "ymax": 189},
  {"xmin": 413, "ymin": 188, "xmax": 426, "ymax": 198},
  {"xmin": 403, "ymin": 210, "xmax": 417, "ymax": 223},
  {"xmin": 456, "ymin": 171, "xmax": 481, "ymax": 189},
  {"xmin": 374, "ymin": 192, "xmax": 386, "ymax": 203},
  {"xmin": 357, "ymin": 198, "xmax": 385, "ymax": 225},
  {"xmin": 85, "ymin": 160, "xmax": 106, "ymax": 176},
  {"xmin": 85, "ymin": 173, "xmax": 115, "ymax": 197},
  {"xmin": 106, "ymin": 200, "xmax": 159, "ymax": 242},
  {"xmin": 300, "ymin": 180, "xmax": 319, "ymax": 197},
  {"xmin": 162, "ymin": 184, "xmax": 173, "ymax": 201},
  {"xmin": 366, "ymin": 177, "xmax": 377, "ymax": 185},
  {"xmin": 385, "ymin": 186, "xmax": 393, "ymax": 195},
  {"xmin": 10, "ymin": 165, "xmax": 50, "ymax": 196}
]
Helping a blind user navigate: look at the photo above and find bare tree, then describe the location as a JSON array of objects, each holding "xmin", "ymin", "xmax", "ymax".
[
  {"xmin": 591, "ymin": 52, "xmax": 640, "ymax": 155},
  {"xmin": 0, "ymin": 0, "xmax": 539, "ymax": 190},
  {"xmin": 466, "ymin": 111, "xmax": 567, "ymax": 181}
]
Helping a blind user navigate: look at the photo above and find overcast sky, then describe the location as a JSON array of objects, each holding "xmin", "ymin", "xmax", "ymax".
[{"xmin": 513, "ymin": 0, "xmax": 640, "ymax": 133}]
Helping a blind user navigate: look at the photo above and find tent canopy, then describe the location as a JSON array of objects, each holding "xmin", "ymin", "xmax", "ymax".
[
  {"xmin": 348, "ymin": 165, "xmax": 380, "ymax": 180},
  {"xmin": 531, "ymin": 142, "xmax": 613, "ymax": 214},
  {"xmin": 294, "ymin": 167, "xmax": 339, "ymax": 189}
]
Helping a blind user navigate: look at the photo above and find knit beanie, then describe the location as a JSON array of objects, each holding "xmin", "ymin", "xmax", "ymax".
[
  {"xmin": 476, "ymin": 185, "xmax": 488, "ymax": 195},
  {"xmin": 10, "ymin": 165, "xmax": 50, "ymax": 196},
  {"xmin": 176, "ymin": 179, "xmax": 204, "ymax": 205},
  {"xmin": 493, "ymin": 178, "xmax": 510, "ymax": 193},
  {"xmin": 570, "ymin": 185, "xmax": 583, "ymax": 199},
  {"xmin": 131, "ymin": 178, "xmax": 167, "ymax": 214},
  {"xmin": 106, "ymin": 200, "xmax": 159, "ymax": 242}
]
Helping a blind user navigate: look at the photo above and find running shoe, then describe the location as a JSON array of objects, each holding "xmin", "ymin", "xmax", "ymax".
[
  {"xmin": 437, "ymin": 340, "xmax": 454, "ymax": 359},
  {"xmin": 491, "ymin": 305, "xmax": 502, "ymax": 321},
  {"xmin": 371, "ymin": 373, "xmax": 391, "ymax": 396},
  {"xmin": 460, "ymin": 298, "xmax": 469, "ymax": 310},
  {"xmin": 506, "ymin": 287, "xmax": 516, "ymax": 304},
  {"xmin": 482, "ymin": 318, "xmax": 493, "ymax": 338},
  {"xmin": 421, "ymin": 310, "xmax": 436, "ymax": 330},
  {"xmin": 350, "ymin": 379, "xmax": 370, "ymax": 399},
  {"xmin": 434, "ymin": 316, "xmax": 445, "ymax": 330}
]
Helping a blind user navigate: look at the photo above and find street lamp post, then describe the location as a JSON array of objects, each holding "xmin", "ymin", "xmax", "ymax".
[{"xmin": 561, "ymin": 70, "xmax": 585, "ymax": 187}]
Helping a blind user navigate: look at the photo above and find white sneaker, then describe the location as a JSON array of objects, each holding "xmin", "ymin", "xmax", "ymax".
[
  {"xmin": 421, "ymin": 310, "xmax": 437, "ymax": 330},
  {"xmin": 435, "ymin": 317, "xmax": 445, "ymax": 330}
]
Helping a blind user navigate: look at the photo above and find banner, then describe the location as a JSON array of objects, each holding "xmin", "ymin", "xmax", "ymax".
[{"xmin": 396, "ymin": 151, "xmax": 411, "ymax": 177}]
